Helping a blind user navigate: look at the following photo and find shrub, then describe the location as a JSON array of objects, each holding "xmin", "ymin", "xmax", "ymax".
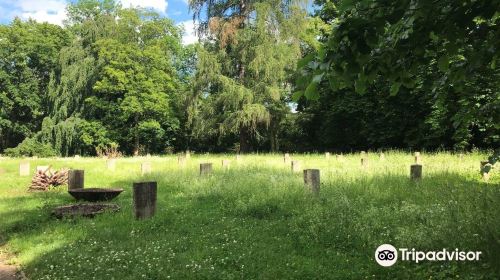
[{"xmin": 4, "ymin": 138, "xmax": 56, "ymax": 157}]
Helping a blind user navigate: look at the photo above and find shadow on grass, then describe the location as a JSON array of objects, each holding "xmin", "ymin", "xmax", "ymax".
[{"xmin": 1, "ymin": 169, "xmax": 499, "ymax": 279}]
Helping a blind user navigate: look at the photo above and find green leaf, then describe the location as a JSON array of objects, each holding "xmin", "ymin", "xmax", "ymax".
[
  {"xmin": 291, "ymin": 91, "xmax": 303, "ymax": 102},
  {"xmin": 318, "ymin": 46, "xmax": 327, "ymax": 60},
  {"xmin": 295, "ymin": 74, "xmax": 311, "ymax": 89},
  {"xmin": 438, "ymin": 56, "xmax": 449, "ymax": 72},
  {"xmin": 312, "ymin": 73, "xmax": 324, "ymax": 83},
  {"xmin": 354, "ymin": 79, "xmax": 367, "ymax": 94},
  {"xmin": 308, "ymin": 61, "xmax": 320, "ymax": 70},
  {"xmin": 319, "ymin": 62, "xmax": 330, "ymax": 71},
  {"xmin": 297, "ymin": 53, "xmax": 315, "ymax": 69},
  {"xmin": 338, "ymin": 0, "xmax": 354, "ymax": 12},
  {"xmin": 390, "ymin": 82, "xmax": 401, "ymax": 96},
  {"xmin": 304, "ymin": 82, "xmax": 320, "ymax": 100},
  {"xmin": 329, "ymin": 77, "xmax": 341, "ymax": 91},
  {"xmin": 429, "ymin": 31, "xmax": 439, "ymax": 42}
]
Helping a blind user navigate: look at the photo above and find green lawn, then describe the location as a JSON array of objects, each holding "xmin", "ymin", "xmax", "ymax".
[{"xmin": 0, "ymin": 152, "xmax": 499, "ymax": 279}]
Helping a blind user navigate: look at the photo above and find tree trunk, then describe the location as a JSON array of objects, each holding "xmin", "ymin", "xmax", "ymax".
[
  {"xmin": 239, "ymin": 65, "xmax": 245, "ymax": 80},
  {"xmin": 134, "ymin": 116, "xmax": 139, "ymax": 156},
  {"xmin": 239, "ymin": 0, "xmax": 247, "ymax": 23},
  {"xmin": 270, "ymin": 132, "xmax": 276, "ymax": 152},
  {"xmin": 236, "ymin": 0, "xmax": 250, "ymax": 153},
  {"xmin": 239, "ymin": 126, "xmax": 251, "ymax": 153},
  {"xmin": 269, "ymin": 118, "xmax": 279, "ymax": 152}
]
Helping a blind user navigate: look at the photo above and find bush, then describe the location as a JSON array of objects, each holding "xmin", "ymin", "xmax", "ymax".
[{"xmin": 4, "ymin": 137, "xmax": 57, "ymax": 157}]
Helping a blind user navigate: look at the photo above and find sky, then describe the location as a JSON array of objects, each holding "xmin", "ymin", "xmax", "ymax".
[{"xmin": 0, "ymin": 0, "xmax": 198, "ymax": 44}]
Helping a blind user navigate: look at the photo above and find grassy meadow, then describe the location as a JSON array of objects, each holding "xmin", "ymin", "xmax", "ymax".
[{"xmin": 0, "ymin": 152, "xmax": 499, "ymax": 279}]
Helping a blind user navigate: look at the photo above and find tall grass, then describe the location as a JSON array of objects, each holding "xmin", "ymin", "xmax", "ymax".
[{"xmin": 0, "ymin": 152, "xmax": 498, "ymax": 279}]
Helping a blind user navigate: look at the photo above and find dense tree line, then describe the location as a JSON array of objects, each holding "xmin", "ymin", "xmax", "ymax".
[
  {"xmin": 294, "ymin": 0, "xmax": 499, "ymax": 152},
  {"xmin": 0, "ymin": 0, "xmax": 497, "ymax": 156}
]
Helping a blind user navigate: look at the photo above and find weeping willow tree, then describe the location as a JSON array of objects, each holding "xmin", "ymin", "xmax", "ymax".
[
  {"xmin": 189, "ymin": 0, "xmax": 311, "ymax": 152},
  {"xmin": 49, "ymin": 0, "xmax": 118, "ymax": 122},
  {"xmin": 31, "ymin": 0, "xmax": 123, "ymax": 156}
]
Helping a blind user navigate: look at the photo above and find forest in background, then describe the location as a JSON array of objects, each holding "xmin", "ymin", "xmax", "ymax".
[{"xmin": 0, "ymin": 0, "xmax": 498, "ymax": 156}]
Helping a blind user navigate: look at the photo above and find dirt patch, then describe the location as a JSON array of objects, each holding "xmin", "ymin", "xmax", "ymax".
[
  {"xmin": 0, "ymin": 263, "xmax": 18, "ymax": 280},
  {"xmin": 0, "ymin": 247, "xmax": 24, "ymax": 280}
]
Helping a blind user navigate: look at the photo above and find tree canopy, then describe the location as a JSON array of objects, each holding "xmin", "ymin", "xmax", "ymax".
[
  {"xmin": 294, "ymin": 0, "xmax": 499, "ymax": 150},
  {"xmin": 0, "ymin": 0, "xmax": 497, "ymax": 156}
]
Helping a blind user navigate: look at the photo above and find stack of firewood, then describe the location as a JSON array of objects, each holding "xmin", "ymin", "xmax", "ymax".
[{"xmin": 29, "ymin": 167, "xmax": 68, "ymax": 191}]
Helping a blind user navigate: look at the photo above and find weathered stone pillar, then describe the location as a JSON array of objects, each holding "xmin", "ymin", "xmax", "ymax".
[
  {"xmin": 178, "ymin": 156, "xmax": 186, "ymax": 168},
  {"xmin": 304, "ymin": 169, "xmax": 320, "ymax": 194},
  {"xmin": 222, "ymin": 160, "xmax": 230, "ymax": 170},
  {"xmin": 414, "ymin": 152, "xmax": 421, "ymax": 164},
  {"xmin": 107, "ymin": 159, "xmax": 116, "ymax": 171},
  {"xmin": 361, "ymin": 157, "xmax": 368, "ymax": 168},
  {"xmin": 133, "ymin": 181, "xmax": 157, "ymax": 220},
  {"xmin": 19, "ymin": 162, "xmax": 30, "ymax": 176},
  {"xmin": 141, "ymin": 162, "xmax": 152, "ymax": 175},
  {"xmin": 410, "ymin": 164, "xmax": 422, "ymax": 180},
  {"xmin": 291, "ymin": 160, "xmax": 301, "ymax": 173},
  {"xmin": 68, "ymin": 170, "xmax": 84, "ymax": 190},
  {"xmin": 284, "ymin": 153, "xmax": 291, "ymax": 164},
  {"xmin": 200, "ymin": 163, "xmax": 212, "ymax": 175}
]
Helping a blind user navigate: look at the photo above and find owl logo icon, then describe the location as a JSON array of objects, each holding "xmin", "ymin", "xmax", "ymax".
[{"xmin": 375, "ymin": 244, "xmax": 398, "ymax": 267}]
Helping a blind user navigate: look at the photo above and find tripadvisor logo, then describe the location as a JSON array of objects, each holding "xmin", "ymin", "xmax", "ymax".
[
  {"xmin": 375, "ymin": 244, "xmax": 398, "ymax": 267},
  {"xmin": 375, "ymin": 244, "xmax": 482, "ymax": 267}
]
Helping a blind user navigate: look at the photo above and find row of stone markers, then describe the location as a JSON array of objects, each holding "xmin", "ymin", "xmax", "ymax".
[
  {"xmin": 63, "ymin": 166, "xmax": 321, "ymax": 220},
  {"xmin": 17, "ymin": 153, "xmax": 489, "ymax": 182},
  {"xmin": 18, "ymin": 162, "xmax": 54, "ymax": 176},
  {"xmin": 132, "ymin": 168, "xmax": 321, "ymax": 220},
  {"xmin": 284, "ymin": 151, "xmax": 422, "ymax": 164},
  {"xmin": 284, "ymin": 151, "xmax": 475, "ymax": 181}
]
